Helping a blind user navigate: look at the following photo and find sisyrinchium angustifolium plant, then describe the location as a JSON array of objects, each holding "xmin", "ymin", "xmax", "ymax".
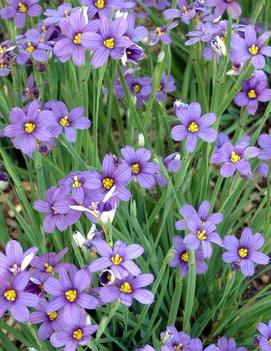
[{"xmin": 0, "ymin": 0, "xmax": 271, "ymax": 350}]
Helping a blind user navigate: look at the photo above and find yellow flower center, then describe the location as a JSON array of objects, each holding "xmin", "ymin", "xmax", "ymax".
[
  {"xmin": 0, "ymin": 46, "xmax": 6, "ymax": 54},
  {"xmin": 73, "ymin": 329, "xmax": 83, "ymax": 340},
  {"xmin": 230, "ymin": 152, "xmax": 241, "ymax": 163},
  {"xmin": 131, "ymin": 163, "xmax": 140, "ymax": 174},
  {"xmin": 59, "ymin": 115, "xmax": 70, "ymax": 127},
  {"xmin": 65, "ymin": 289, "xmax": 77, "ymax": 302},
  {"xmin": 135, "ymin": 4, "xmax": 142, "ymax": 13},
  {"xmin": 0, "ymin": 62, "xmax": 7, "ymax": 69},
  {"xmin": 95, "ymin": 0, "xmax": 105, "ymax": 9},
  {"xmin": 248, "ymin": 89, "xmax": 257, "ymax": 99},
  {"xmin": 4, "ymin": 289, "xmax": 16, "ymax": 301},
  {"xmin": 248, "ymin": 44, "xmax": 259, "ymax": 55},
  {"xmin": 111, "ymin": 254, "xmax": 123, "ymax": 265},
  {"xmin": 174, "ymin": 343, "xmax": 183, "ymax": 351},
  {"xmin": 188, "ymin": 121, "xmax": 199, "ymax": 133},
  {"xmin": 44, "ymin": 262, "xmax": 54, "ymax": 273},
  {"xmin": 18, "ymin": 2, "xmax": 27, "ymax": 13},
  {"xmin": 47, "ymin": 311, "xmax": 58, "ymax": 321},
  {"xmin": 41, "ymin": 25, "xmax": 47, "ymax": 33},
  {"xmin": 26, "ymin": 42, "xmax": 35, "ymax": 53},
  {"xmin": 197, "ymin": 230, "xmax": 207, "ymax": 240},
  {"xmin": 238, "ymin": 247, "xmax": 248, "ymax": 258},
  {"xmin": 24, "ymin": 122, "xmax": 36, "ymax": 134},
  {"xmin": 132, "ymin": 84, "xmax": 141, "ymax": 93},
  {"xmin": 156, "ymin": 27, "xmax": 165, "ymax": 37},
  {"xmin": 73, "ymin": 33, "xmax": 82, "ymax": 45},
  {"xmin": 268, "ymin": 338, "xmax": 271, "ymax": 345},
  {"xmin": 102, "ymin": 177, "xmax": 114, "ymax": 189},
  {"xmin": 120, "ymin": 281, "xmax": 132, "ymax": 294},
  {"xmin": 103, "ymin": 38, "xmax": 115, "ymax": 49},
  {"xmin": 181, "ymin": 251, "xmax": 189, "ymax": 263},
  {"xmin": 72, "ymin": 176, "xmax": 82, "ymax": 188}
]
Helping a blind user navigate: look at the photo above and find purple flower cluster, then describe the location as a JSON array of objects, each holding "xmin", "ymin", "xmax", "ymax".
[{"xmin": 3, "ymin": 99, "xmax": 90, "ymax": 157}]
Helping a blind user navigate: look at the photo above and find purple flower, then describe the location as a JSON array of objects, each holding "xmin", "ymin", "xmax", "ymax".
[
  {"xmin": 183, "ymin": 214, "xmax": 223, "ymax": 258},
  {"xmin": 0, "ymin": 0, "xmax": 42, "ymax": 29},
  {"xmin": 22, "ymin": 73, "xmax": 39, "ymax": 102},
  {"xmin": 43, "ymin": 3, "xmax": 73, "ymax": 26},
  {"xmin": 59, "ymin": 171, "xmax": 100, "ymax": 203},
  {"xmin": 258, "ymin": 134, "xmax": 271, "ymax": 161},
  {"xmin": 0, "ymin": 272, "xmax": 39, "ymax": 322},
  {"xmin": 34, "ymin": 186, "xmax": 75, "ymax": 233},
  {"xmin": 176, "ymin": 201, "xmax": 223, "ymax": 231},
  {"xmin": 223, "ymin": 228, "xmax": 269, "ymax": 276},
  {"xmin": 87, "ymin": 154, "xmax": 131, "ymax": 202},
  {"xmin": 185, "ymin": 22, "xmax": 218, "ymax": 46},
  {"xmin": 123, "ymin": 74, "xmax": 152, "ymax": 107},
  {"xmin": 170, "ymin": 236, "xmax": 208, "ymax": 277},
  {"xmin": 99, "ymin": 273, "xmax": 154, "ymax": 306},
  {"xmin": 257, "ymin": 321, "xmax": 271, "ymax": 351},
  {"xmin": 164, "ymin": 0, "xmax": 196, "ymax": 24},
  {"xmin": 4, "ymin": 100, "xmax": 53, "ymax": 157},
  {"xmin": 231, "ymin": 26, "xmax": 271, "ymax": 69},
  {"xmin": 122, "ymin": 44, "xmax": 144, "ymax": 65},
  {"xmin": 50, "ymin": 307, "xmax": 98, "ymax": 350},
  {"xmin": 88, "ymin": 239, "xmax": 144, "ymax": 278},
  {"xmin": 163, "ymin": 153, "xmax": 181, "ymax": 172},
  {"xmin": 234, "ymin": 70, "xmax": 271, "ymax": 115},
  {"xmin": 161, "ymin": 326, "xmax": 191, "ymax": 351},
  {"xmin": 54, "ymin": 10, "xmax": 99, "ymax": 66},
  {"xmin": 124, "ymin": 13, "xmax": 148, "ymax": 43},
  {"xmin": 48, "ymin": 102, "xmax": 90, "ymax": 142},
  {"xmin": 148, "ymin": 22, "xmax": 177, "ymax": 46},
  {"xmin": 80, "ymin": 0, "xmax": 124, "ymax": 19},
  {"xmin": 17, "ymin": 29, "xmax": 53, "ymax": 65},
  {"xmin": 0, "ymin": 240, "xmax": 37, "ymax": 279},
  {"xmin": 215, "ymin": 337, "xmax": 248, "ymax": 351},
  {"xmin": 156, "ymin": 74, "xmax": 176, "ymax": 101},
  {"xmin": 171, "ymin": 102, "xmax": 217, "ymax": 153},
  {"xmin": 30, "ymin": 298, "xmax": 61, "ymax": 340},
  {"xmin": 205, "ymin": 0, "xmax": 241, "ymax": 19},
  {"xmin": 211, "ymin": 139, "xmax": 259, "ymax": 177},
  {"xmin": 120, "ymin": 146, "xmax": 160, "ymax": 189},
  {"xmin": 86, "ymin": 17, "xmax": 131, "ymax": 68},
  {"xmin": 31, "ymin": 248, "xmax": 68, "ymax": 279},
  {"xmin": 0, "ymin": 53, "xmax": 13, "ymax": 76},
  {"xmin": 45, "ymin": 269, "xmax": 98, "ymax": 313}
]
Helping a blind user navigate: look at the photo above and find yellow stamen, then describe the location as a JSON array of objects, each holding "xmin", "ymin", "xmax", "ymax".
[
  {"xmin": 103, "ymin": 38, "xmax": 115, "ymax": 49},
  {"xmin": 156, "ymin": 27, "xmax": 165, "ymax": 37},
  {"xmin": 197, "ymin": 230, "xmax": 207, "ymax": 240},
  {"xmin": 188, "ymin": 121, "xmax": 199, "ymax": 133},
  {"xmin": 230, "ymin": 152, "xmax": 241, "ymax": 163},
  {"xmin": 0, "ymin": 62, "xmax": 7, "ymax": 69},
  {"xmin": 18, "ymin": 2, "xmax": 27, "ymax": 13},
  {"xmin": 268, "ymin": 339, "xmax": 271, "ymax": 345},
  {"xmin": 41, "ymin": 25, "xmax": 47, "ymax": 33},
  {"xmin": 174, "ymin": 343, "xmax": 183, "ymax": 351},
  {"xmin": 111, "ymin": 253, "xmax": 123, "ymax": 265},
  {"xmin": 120, "ymin": 282, "xmax": 132, "ymax": 293},
  {"xmin": 135, "ymin": 4, "xmax": 142, "ymax": 13},
  {"xmin": 248, "ymin": 89, "xmax": 257, "ymax": 99},
  {"xmin": 102, "ymin": 177, "xmax": 114, "ymax": 189},
  {"xmin": 131, "ymin": 163, "xmax": 140, "ymax": 174},
  {"xmin": 73, "ymin": 33, "xmax": 81, "ymax": 45},
  {"xmin": 95, "ymin": 0, "xmax": 105, "ymax": 9},
  {"xmin": 64, "ymin": 9, "xmax": 69, "ymax": 17},
  {"xmin": 132, "ymin": 84, "xmax": 141, "ymax": 93},
  {"xmin": 238, "ymin": 248, "xmax": 248, "ymax": 258},
  {"xmin": 181, "ymin": 251, "xmax": 189, "ymax": 263},
  {"xmin": 47, "ymin": 311, "xmax": 58, "ymax": 321},
  {"xmin": 44, "ymin": 262, "xmax": 54, "ymax": 273},
  {"xmin": 26, "ymin": 42, "xmax": 35, "ymax": 53},
  {"xmin": 73, "ymin": 329, "xmax": 83, "ymax": 340},
  {"xmin": 72, "ymin": 176, "xmax": 82, "ymax": 188},
  {"xmin": 24, "ymin": 122, "xmax": 36, "ymax": 134},
  {"xmin": 248, "ymin": 44, "xmax": 259, "ymax": 55},
  {"xmin": 65, "ymin": 289, "xmax": 77, "ymax": 302},
  {"xmin": 4, "ymin": 289, "xmax": 16, "ymax": 302},
  {"xmin": 0, "ymin": 46, "xmax": 6, "ymax": 54},
  {"xmin": 59, "ymin": 115, "xmax": 70, "ymax": 127}
]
